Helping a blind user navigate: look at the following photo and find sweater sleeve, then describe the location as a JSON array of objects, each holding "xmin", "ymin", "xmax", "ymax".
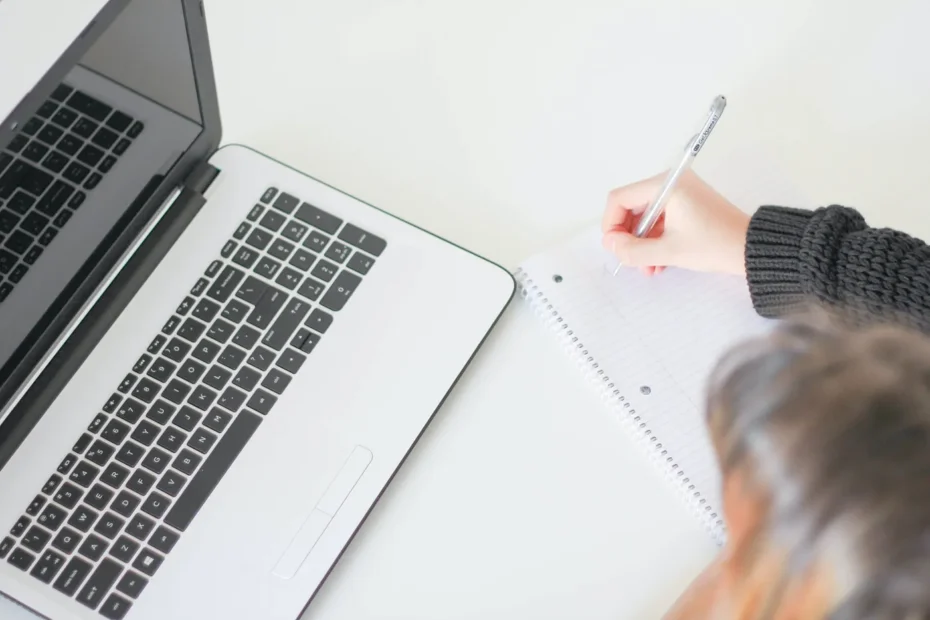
[{"xmin": 744, "ymin": 205, "xmax": 930, "ymax": 331}]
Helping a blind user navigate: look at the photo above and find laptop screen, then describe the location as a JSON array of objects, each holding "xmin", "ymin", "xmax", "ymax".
[{"xmin": 0, "ymin": 1, "xmax": 205, "ymax": 400}]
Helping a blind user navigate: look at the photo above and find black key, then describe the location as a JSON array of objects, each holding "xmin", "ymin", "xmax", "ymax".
[
  {"xmin": 262, "ymin": 369, "xmax": 292, "ymax": 395},
  {"xmin": 63, "ymin": 161, "xmax": 90, "ymax": 184},
  {"xmin": 7, "ymin": 548, "xmax": 35, "ymax": 571},
  {"xmin": 84, "ymin": 171, "xmax": 103, "ymax": 190},
  {"xmin": 310, "ymin": 259, "xmax": 338, "ymax": 282},
  {"xmin": 247, "ymin": 204, "xmax": 263, "ymax": 221},
  {"xmin": 281, "ymin": 220, "xmax": 309, "ymax": 242},
  {"xmin": 57, "ymin": 452, "xmax": 78, "ymax": 474},
  {"xmin": 207, "ymin": 318, "xmax": 236, "ymax": 344},
  {"xmin": 99, "ymin": 154, "xmax": 117, "ymax": 173},
  {"xmin": 126, "ymin": 514, "xmax": 155, "ymax": 542},
  {"xmin": 295, "ymin": 202, "xmax": 342, "ymax": 234},
  {"xmin": 178, "ymin": 317, "xmax": 206, "ymax": 342},
  {"xmin": 204, "ymin": 364, "xmax": 233, "ymax": 390},
  {"xmin": 221, "ymin": 239, "xmax": 237, "ymax": 258},
  {"xmin": 162, "ymin": 379, "xmax": 192, "ymax": 405},
  {"xmin": 203, "ymin": 409, "xmax": 232, "ymax": 434},
  {"xmin": 147, "ymin": 358, "xmax": 177, "ymax": 382},
  {"xmin": 42, "ymin": 474, "xmax": 62, "ymax": 495},
  {"xmin": 30, "ymin": 549, "xmax": 66, "ymax": 584},
  {"xmin": 268, "ymin": 238, "xmax": 295, "ymax": 261},
  {"xmin": 69, "ymin": 190, "xmax": 86, "ymax": 209},
  {"xmin": 192, "ymin": 339, "xmax": 222, "ymax": 364},
  {"xmin": 77, "ymin": 143, "xmax": 104, "ymax": 166},
  {"xmin": 53, "ymin": 556, "xmax": 92, "ymax": 595},
  {"xmin": 162, "ymin": 315, "xmax": 181, "ymax": 334},
  {"xmin": 52, "ymin": 528, "xmax": 82, "ymax": 554},
  {"xmin": 177, "ymin": 359, "xmax": 206, "ymax": 384},
  {"xmin": 20, "ymin": 211, "xmax": 49, "ymax": 236},
  {"xmin": 207, "ymin": 265, "xmax": 245, "ymax": 303},
  {"xmin": 110, "ymin": 535, "xmax": 139, "ymax": 562},
  {"xmin": 259, "ymin": 209, "xmax": 286, "ymax": 233},
  {"xmin": 0, "ymin": 537, "xmax": 12, "ymax": 559},
  {"xmin": 232, "ymin": 324, "xmax": 260, "ymax": 350},
  {"xmin": 94, "ymin": 513, "xmax": 125, "ymax": 539},
  {"xmin": 0, "ymin": 282, "xmax": 13, "ymax": 301},
  {"xmin": 11, "ymin": 516, "xmax": 30, "ymax": 537},
  {"xmin": 232, "ymin": 366, "xmax": 260, "ymax": 392},
  {"xmin": 297, "ymin": 277, "xmax": 325, "ymax": 301},
  {"xmin": 217, "ymin": 345, "xmax": 246, "ymax": 370},
  {"xmin": 131, "ymin": 420, "xmax": 160, "ymax": 446},
  {"xmin": 165, "ymin": 410, "xmax": 262, "ymax": 531},
  {"xmin": 106, "ymin": 111, "xmax": 133, "ymax": 132},
  {"xmin": 1, "ymin": 209, "xmax": 23, "ymax": 233},
  {"xmin": 113, "ymin": 138, "xmax": 131, "ymax": 155},
  {"xmin": 295, "ymin": 329, "xmax": 321, "ymax": 354},
  {"xmin": 115, "ymin": 441, "xmax": 145, "ymax": 468},
  {"xmin": 141, "ymin": 448, "xmax": 170, "ymax": 474},
  {"xmin": 245, "ymin": 227, "xmax": 272, "ymax": 251},
  {"xmin": 51, "ymin": 84, "xmax": 73, "ymax": 102},
  {"xmin": 22, "ymin": 525, "xmax": 51, "ymax": 552},
  {"xmin": 205, "ymin": 259, "xmax": 223, "ymax": 278},
  {"xmin": 254, "ymin": 256, "xmax": 281, "ymax": 280},
  {"xmin": 37, "ymin": 101, "xmax": 58, "ymax": 118},
  {"xmin": 302, "ymin": 229, "xmax": 329, "ymax": 253},
  {"xmin": 0, "ymin": 151, "xmax": 9, "ymax": 173},
  {"xmin": 320, "ymin": 270, "xmax": 362, "ymax": 311},
  {"xmin": 190, "ymin": 277, "xmax": 209, "ymax": 296},
  {"xmin": 68, "ymin": 506, "xmax": 99, "ymax": 533},
  {"xmin": 260, "ymin": 187, "xmax": 278, "ymax": 204},
  {"xmin": 0, "ymin": 249, "xmax": 17, "ymax": 273},
  {"xmin": 36, "ymin": 123, "xmax": 64, "ymax": 145},
  {"xmin": 127, "ymin": 469, "xmax": 157, "ymax": 495},
  {"xmin": 92, "ymin": 126, "xmax": 119, "ymax": 149},
  {"xmin": 5, "ymin": 230, "xmax": 33, "ymax": 254},
  {"xmin": 247, "ymin": 286, "xmax": 288, "ymax": 329},
  {"xmin": 53, "ymin": 482, "xmax": 83, "ymax": 509},
  {"xmin": 272, "ymin": 192, "xmax": 299, "ymax": 214},
  {"xmin": 141, "ymin": 492, "xmax": 171, "ymax": 519},
  {"xmin": 38, "ymin": 226, "xmax": 58, "ymax": 246},
  {"xmin": 58, "ymin": 132, "xmax": 82, "ymax": 154},
  {"xmin": 101, "ymin": 418, "xmax": 131, "ymax": 445},
  {"xmin": 247, "ymin": 346, "xmax": 275, "ymax": 371},
  {"xmin": 222, "ymin": 299, "xmax": 250, "ymax": 323},
  {"xmin": 8, "ymin": 135, "xmax": 28, "ymax": 153},
  {"xmin": 111, "ymin": 491, "xmax": 141, "ymax": 518},
  {"xmin": 132, "ymin": 547, "xmax": 163, "ymax": 577},
  {"xmin": 233, "ymin": 221, "xmax": 251, "ymax": 239},
  {"xmin": 88, "ymin": 413, "xmax": 108, "ymax": 435},
  {"xmin": 128, "ymin": 120, "xmax": 144, "ymax": 138},
  {"xmin": 187, "ymin": 428, "xmax": 217, "ymax": 454},
  {"xmin": 324, "ymin": 241, "xmax": 352, "ymax": 264},
  {"xmin": 275, "ymin": 267, "xmax": 303, "ymax": 290},
  {"xmin": 147, "ymin": 334, "xmax": 167, "ymax": 355},
  {"xmin": 163, "ymin": 337, "xmax": 191, "ymax": 362},
  {"xmin": 288, "ymin": 248, "xmax": 315, "ymax": 272},
  {"xmin": 69, "ymin": 461, "xmax": 101, "ymax": 488},
  {"xmin": 26, "ymin": 495, "xmax": 47, "ymax": 516},
  {"xmin": 8, "ymin": 263, "xmax": 28, "ymax": 283},
  {"xmin": 78, "ymin": 533, "xmax": 108, "ymax": 562},
  {"xmin": 77, "ymin": 557, "xmax": 122, "ymax": 610},
  {"xmin": 246, "ymin": 389, "xmax": 277, "ymax": 415},
  {"xmin": 173, "ymin": 449, "xmax": 203, "ymax": 475},
  {"xmin": 157, "ymin": 470, "xmax": 186, "ymax": 497},
  {"xmin": 176, "ymin": 296, "xmax": 195, "ymax": 315},
  {"xmin": 276, "ymin": 349, "xmax": 306, "ymax": 374},
  {"xmin": 116, "ymin": 572, "xmax": 147, "ymax": 599},
  {"xmin": 67, "ymin": 91, "xmax": 112, "ymax": 121},
  {"xmin": 8, "ymin": 190, "xmax": 35, "ymax": 214},
  {"xmin": 100, "ymin": 593, "xmax": 133, "ymax": 620},
  {"xmin": 236, "ymin": 276, "xmax": 268, "ymax": 306},
  {"xmin": 53, "ymin": 108, "xmax": 82, "ymax": 130},
  {"xmin": 339, "ymin": 222, "xmax": 387, "ymax": 256},
  {"xmin": 101, "ymin": 463, "xmax": 130, "ymax": 489},
  {"xmin": 132, "ymin": 354, "xmax": 152, "ymax": 374},
  {"xmin": 85, "ymin": 485, "xmax": 114, "ymax": 511},
  {"xmin": 307, "ymin": 308, "xmax": 333, "ymax": 334},
  {"xmin": 36, "ymin": 179, "xmax": 74, "ymax": 217},
  {"xmin": 23, "ymin": 141, "xmax": 49, "ymax": 163},
  {"xmin": 187, "ymin": 385, "xmax": 217, "ymax": 411},
  {"xmin": 192, "ymin": 298, "xmax": 221, "ymax": 323},
  {"xmin": 232, "ymin": 245, "xmax": 259, "ymax": 269},
  {"xmin": 157, "ymin": 427, "xmax": 187, "ymax": 453},
  {"xmin": 172, "ymin": 406, "xmax": 202, "ymax": 431},
  {"xmin": 146, "ymin": 400, "xmax": 176, "ymax": 425},
  {"xmin": 116, "ymin": 398, "xmax": 145, "ymax": 423},
  {"xmin": 149, "ymin": 526, "xmax": 180, "ymax": 555},
  {"xmin": 262, "ymin": 297, "xmax": 311, "ymax": 350},
  {"xmin": 217, "ymin": 386, "xmax": 247, "ymax": 412}
]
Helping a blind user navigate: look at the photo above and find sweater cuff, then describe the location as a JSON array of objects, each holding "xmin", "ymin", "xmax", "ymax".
[{"xmin": 744, "ymin": 206, "xmax": 815, "ymax": 318}]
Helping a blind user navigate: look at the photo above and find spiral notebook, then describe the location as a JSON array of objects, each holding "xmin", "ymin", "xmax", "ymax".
[{"xmin": 514, "ymin": 225, "xmax": 774, "ymax": 544}]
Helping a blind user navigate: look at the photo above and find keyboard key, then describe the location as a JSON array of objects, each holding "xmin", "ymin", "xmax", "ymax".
[
  {"xmin": 57, "ymin": 453, "xmax": 78, "ymax": 474},
  {"xmin": 262, "ymin": 369, "xmax": 292, "ymax": 395},
  {"xmin": 217, "ymin": 386, "xmax": 247, "ymax": 412},
  {"xmin": 259, "ymin": 209, "xmax": 286, "ymax": 232},
  {"xmin": 77, "ymin": 143, "xmax": 104, "ymax": 167},
  {"xmin": 232, "ymin": 366, "xmax": 261, "ymax": 391},
  {"xmin": 260, "ymin": 187, "xmax": 278, "ymax": 204},
  {"xmin": 53, "ymin": 482, "xmax": 83, "ymax": 509},
  {"xmin": 187, "ymin": 385, "xmax": 217, "ymax": 411},
  {"xmin": 165, "ymin": 410, "xmax": 261, "ymax": 531},
  {"xmin": 275, "ymin": 267, "xmax": 303, "ymax": 290},
  {"xmin": 177, "ymin": 360, "xmax": 206, "ymax": 385},
  {"xmin": 222, "ymin": 299, "xmax": 250, "ymax": 324},
  {"xmin": 63, "ymin": 161, "xmax": 90, "ymax": 184},
  {"xmin": 207, "ymin": 265, "xmax": 245, "ymax": 303},
  {"xmin": 192, "ymin": 298, "xmax": 221, "ymax": 323},
  {"xmin": 92, "ymin": 126, "xmax": 119, "ymax": 149},
  {"xmin": 127, "ymin": 469, "xmax": 157, "ymax": 495},
  {"xmin": 23, "ymin": 141, "xmax": 49, "ymax": 163},
  {"xmin": 36, "ymin": 123, "xmax": 64, "ymax": 144},
  {"xmin": 173, "ymin": 449, "xmax": 203, "ymax": 475},
  {"xmin": 324, "ymin": 241, "xmax": 352, "ymax": 263},
  {"xmin": 293, "ymin": 329, "xmax": 321, "ymax": 354},
  {"xmin": 254, "ymin": 256, "xmax": 281, "ymax": 279},
  {"xmin": 141, "ymin": 492, "xmax": 171, "ymax": 519},
  {"xmin": 204, "ymin": 409, "xmax": 232, "ymax": 435},
  {"xmin": 233, "ymin": 221, "xmax": 250, "ymax": 239},
  {"xmin": 84, "ymin": 171, "xmax": 103, "ymax": 190},
  {"xmin": 52, "ymin": 528, "xmax": 82, "ymax": 554},
  {"xmin": 53, "ymin": 556, "xmax": 92, "ymax": 596},
  {"xmin": 38, "ymin": 226, "xmax": 58, "ymax": 246},
  {"xmin": 247, "ymin": 204, "xmax": 264, "ymax": 221},
  {"xmin": 190, "ymin": 277, "xmax": 209, "ymax": 296},
  {"xmin": 99, "ymin": 154, "xmax": 117, "ymax": 173},
  {"xmin": 57, "ymin": 132, "xmax": 82, "ymax": 154},
  {"xmin": 76, "ymin": 556, "xmax": 122, "ymax": 609},
  {"xmin": 100, "ymin": 593, "xmax": 133, "ymax": 620},
  {"xmin": 232, "ymin": 245, "xmax": 259, "ymax": 269},
  {"xmin": 94, "ymin": 513, "xmax": 125, "ymax": 540},
  {"xmin": 51, "ymin": 85, "xmax": 73, "ymax": 102},
  {"xmin": 247, "ymin": 287, "xmax": 288, "ymax": 329},
  {"xmin": 245, "ymin": 227, "xmax": 272, "ymax": 251},
  {"xmin": 157, "ymin": 427, "xmax": 187, "ymax": 453},
  {"xmin": 221, "ymin": 240, "xmax": 237, "ymax": 258},
  {"xmin": 306, "ymin": 308, "xmax": 333, "ymax": 333},
  {"xmin": 262, "ymin": 297, "xmax": 311, "ymax": 350},
  {"xmin": 142, "ymin": 448, "xmax": 170, "ymax": 474},
  {"xmin": 8, "ymin": 135, "xmax": 28, "ymax": 154},
  {"xmin": 67, "ymin": 91, "xmax": 112, "ymax": 121},
  {"xmin": 157, "ymin": 470, "xmax": 186, "ymax": 497},
  {"xmin": 42, "ymin": 474, "xmax": 62, "ymax": 495},
  {"xmin": 147, "ymin": 335, "xmax": 167, "ymax": 355},
  {"xmin": 339, "ymin": 222, "xmax": 387, "ymax": 256},
  {"xmin": 147, "ymin": 358, "xmax": 176, "ymax": 382},
  {"xmin": 10, "ymin": 516, "xmax": 29, "ymax": 538},
  {"xmin": 320, "ymin": 270, "xmax": 362, "ymax": 311},
  {"xmin": 268, "ymin": 238, "xmax": 295, "ymax": 261},
  {"xmin": 203, "ymin": 365, "xmax": 233, "ymax": 392},
  {"xmin": 8, "ymin": 263, "xmax": 28, "ymax": 283},
  {"xmin": 178, "ymin": 317, "xmax": 206, "ymax": 342},
  {"xmin": 37, "ymin": 101, "xmax": 58, "ymax": 118},
  {"xmin": 128, "ymin": 120, "xmax": 144, "ymax": 138},
  {"xmin": 8, "ymin": 191, "xmax": 35, "ymax": 215},
  {"xmin": 5, "ymin": 230, "xmax": 33, "ymax": 254},
  {"xmin": 110, "ymin": 535, "xmax": 139, "ymax": 563},
  {"xmin": 276, "ymin": 349, "xmax": 306, "ymax": 374},
  {"xmin": 295, "ymin": 202, "xmax": 342, "ymax": 234},
  {"xmin": 146, "ymin": 400, "xmax": 176, "ymax": 425},
  {"xmin": 247, "ymin": 346, "xmax": 275, "ymax": 371},
  {"xmin": 54, "ymin": 208, "xmax": 73, "ymax": 228},
  {"xmin": 22, "ymin": 525, "xmax": 51, "ymax": 553},
  {"xmin": 162, "ymin": 379, "xmax": 192, "ymax": 404},
  {"xmin": 69, "ymin": 190, "xmax": 86, "ymax": 209},
  {"xmin": 116, "ymin": 398, "xmax": 146, "ymax": 424},
  {"xmin": 176, "ymin": 296, "xmax": 195, "ymax": 316},
  {"xmin": 101, "ymin": 419, "xmax": 131, "ymax": 445},
  {"xmin": 111, "ymin": 491, "xmax": 141, "ymax": 518},
  {"xmin": 0, "ymin": 537, "xmax": 12, "ymax": 559},
  {"xmin": 116, "ymin": 572, "xmax": 147, "ymax": 599},
  {"xmin": 235, "ymin": 275, "xmax": 267, "ymax": 305},
  {"xmin": 78, "ymin": 533, "xmax": 108, "ymax": 561},
  {"xmin": 310, "ymin": 259, "xmax": 338, "ymax": 282},
  {"xmin": 118, "ymin": 373, "xmax": 137, "ymax": 394},
  {"xmin": 132, "ymin": 548, "xmax": 163, "ymax": 577},
  {"xmin": 69, "ymin": 461, "xmax": 100, "ymax": 488},
  {"xmin": 288, "ymin": 248, "xmax": 315, "ymax": 271},
  {"xmin": 26, "ymin": 495, "xmax": 47, "ymax": 516},
  {"xmin": 0, "ymin": 249, "xmax": 17, "ymax": 274},
  {"xmin": 103, "ymin": 110, "xmax": 132, "ymax": 132},
  {"xmin": 0, "ymin": 282, "xmax": 13, "ymax": 301},
  {"xmin": 207, "ymin": 319, "xmax": 236, "ymax": 344},
  {"xmin": 246, "ymin": 389, "xmax": 277, "ymax": 415},
  {"xmin": 88, "ymin": 414, "xmax": 108, "ymax": 436},
  {"xmin": 131, "ymin": 420, "xmax": 160, "ymax": 446},
  {"xmin": 7, "ymin": 548, "xmax": 35, "ymax": 571},
  {"xmin": 149, "ymin": 526, "xmax": 180, "ymax": 555},
  {"xmin": 281, "ymin": 220, "xmax": 308, "ymax": 242},
  {"xmin": 101, "ymin": 462, "xmax": 130, "ymax": 489},
  {"xmin": 232, "ymin": 324, "xmax": 260, "ymax": 350},
  {"xmin": 132, "ymin": 354, "xmax": 153, "ymax": 375},
  {"xmin": 85, "ymin": 485, "xmax": 114, "ymax": 511},
  {"xmin": 297, "ymin": 277, "xmax": 325, "ymax": 301},
  {"xmin": 163, "ymin": 337, "xmax": 192, "ymax": 362},
  {"xmin": 115, "ymin": 441, "xmax": 146, "ymax": 468},
  {"xmin": 30, "ymin": 549, "xmax": 66, "ymax": 584},
  {"xmin": 172, "ymin": 406, "xmax": 202, "ymax": 431},
  {"xmin": 302, "ymin": 229, "xmax": 329, "ymax": 253},
  {"xmin": 68, "ymin": 506, "xmax": 99, "ymax": 533},
  {"xmin": 114, "ymin": 138, "xmax": 131, "ymax": 155},
  {"xmin": 272, "ymin": 192, "xmax": 299, "ymax": 214},
  {"xmin": 21, "ymin": 211, "xmax": 49, "ymax": 236},
  {"xmin": 192, "ymin": 339, "xmax": 222, "ymax": 364}
]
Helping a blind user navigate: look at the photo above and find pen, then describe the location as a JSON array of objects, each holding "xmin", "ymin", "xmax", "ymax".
[{"xmin": 612, "ymin": 95, "xmax": 727, "ymax": 275}]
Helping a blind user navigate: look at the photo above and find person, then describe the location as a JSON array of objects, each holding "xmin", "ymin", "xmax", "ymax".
[{"xmin": 601, "ymin": 170, "xmax": 930, "ymax": 332}]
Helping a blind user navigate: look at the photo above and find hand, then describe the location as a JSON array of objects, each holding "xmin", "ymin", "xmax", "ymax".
[{"xmin": 601, "ymin": 170, "xmax": 750, "ymax": 276}]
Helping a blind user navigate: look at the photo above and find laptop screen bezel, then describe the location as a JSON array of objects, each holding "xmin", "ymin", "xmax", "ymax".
[{"xmin": 0, "ymin": 0, "xmax": 222, "ymax": 465}]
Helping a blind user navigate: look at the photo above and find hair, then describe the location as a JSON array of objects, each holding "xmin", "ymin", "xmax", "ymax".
[{"xmin": 705, "ymin": 311, "xmax": 930, "ymax": 619}]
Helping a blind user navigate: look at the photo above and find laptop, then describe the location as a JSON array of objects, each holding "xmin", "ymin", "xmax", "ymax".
[{"xmin": 0, "ymin": 1, "xmax": 514, "ymax": 618}]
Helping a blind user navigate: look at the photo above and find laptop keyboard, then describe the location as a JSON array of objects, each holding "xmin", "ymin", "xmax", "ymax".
[
  {"xmin": 0, "ymin": 187, "xmax": 385, "ymax": 619},
  {"xmin": 0, "ymin": 83, "xmax": 144, "ymax": 304}
]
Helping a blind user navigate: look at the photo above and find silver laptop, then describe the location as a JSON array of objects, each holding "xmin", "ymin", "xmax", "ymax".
[{"xmin": 0, "ymin": 1, "xmax": 514, "ymax": 618}]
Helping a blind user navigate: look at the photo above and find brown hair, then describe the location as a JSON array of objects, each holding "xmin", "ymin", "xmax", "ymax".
[{"xmin": 705, "ymin": 313, "xmax": 930, "ymax": 619}]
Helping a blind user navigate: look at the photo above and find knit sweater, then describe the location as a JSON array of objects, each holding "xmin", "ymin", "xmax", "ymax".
[{"xmin": 745, "ymin": 206, "xmax": 930, "ymax": 332}]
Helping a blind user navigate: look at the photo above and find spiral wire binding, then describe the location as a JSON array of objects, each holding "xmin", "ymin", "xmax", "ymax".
[{"xmin": 513, "ymin": 267, "xmax": 726, "ymax": 546}]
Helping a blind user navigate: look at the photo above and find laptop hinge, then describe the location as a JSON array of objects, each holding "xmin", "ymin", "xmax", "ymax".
[{"xmin": 183, "ymin": 160, "xmax": 220, "ymax": 195}]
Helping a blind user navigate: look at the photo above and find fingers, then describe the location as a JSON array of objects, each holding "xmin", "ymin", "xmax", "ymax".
[
  {"xmin": 601, "ymin": 173, "xmax": 664, "ymax": 234},
  {"xmin": 603, "ymin": 229, "xmax": 675, "ymax": 268}
]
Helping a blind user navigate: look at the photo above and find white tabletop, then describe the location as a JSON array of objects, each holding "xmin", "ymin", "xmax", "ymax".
[{"xmin": 7, "ymin": 0, "xmax": 930, "ymax": 618}]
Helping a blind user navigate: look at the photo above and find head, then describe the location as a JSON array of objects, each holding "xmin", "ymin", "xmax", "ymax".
[{"xmin": 664, "ymin": 315, "xmax": 930, "ymax": 620}]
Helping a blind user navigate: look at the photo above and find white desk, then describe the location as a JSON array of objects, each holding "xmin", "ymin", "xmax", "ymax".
[{"xmin": 7, "ymin": 1, "xmax": 930, "ymax": 618}]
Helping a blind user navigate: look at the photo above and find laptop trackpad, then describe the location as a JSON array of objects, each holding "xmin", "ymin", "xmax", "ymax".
[{"xmin": 272, "ymin": 446, "xmax": 373, "ymax": 579}]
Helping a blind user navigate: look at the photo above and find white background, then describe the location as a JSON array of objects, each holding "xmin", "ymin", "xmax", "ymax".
[{"xmin": 5, "ymin": 1, "xmax": 930, "ymax": 618}]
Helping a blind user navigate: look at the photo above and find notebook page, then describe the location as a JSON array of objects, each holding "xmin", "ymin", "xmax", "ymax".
[{"xmin": 518, "ymin": 225, "xmax": 774, "ymax": 538}]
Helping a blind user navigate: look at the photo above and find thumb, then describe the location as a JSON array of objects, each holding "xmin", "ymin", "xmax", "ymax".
[{"xmin": 603, "ymin": 230, "xmax": 674, "ymax": 267}]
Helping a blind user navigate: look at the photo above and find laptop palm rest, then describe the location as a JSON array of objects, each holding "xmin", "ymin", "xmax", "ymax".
[{"xmin": 272, "ymin": 446, "xmax": 373, "ymax": 579}]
